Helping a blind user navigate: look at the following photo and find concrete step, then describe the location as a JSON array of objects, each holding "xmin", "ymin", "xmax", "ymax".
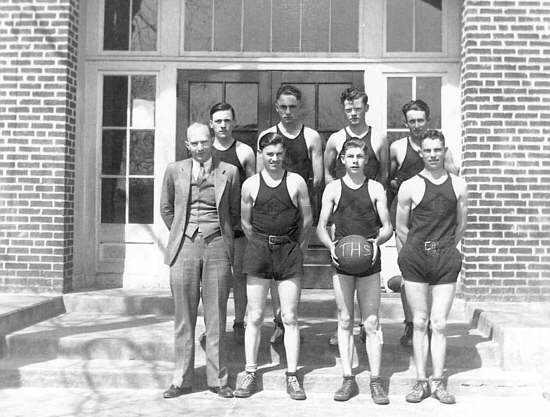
[
  {"xmin": 0, "ymin": 295, "xmax": 65, "ymax": 336},
  {"xmin": 61, "ymin": 289, "xmax": 468, "ymax": 322},
  {"xmin": 0, "ymin": 357, "xmax": 539, "ymax": 396},
  {"xmin": 3, "ymin": 314, "xmax": 499, "ymax": 369}
]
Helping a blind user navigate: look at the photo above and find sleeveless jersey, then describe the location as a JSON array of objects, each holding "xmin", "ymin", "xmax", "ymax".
[
  {"xmin": 408, "ymin": 175, "xmax": 457, "ymax": 242},
  {"xmin": 332, "ymin": 179, "xmax": 381, "ymax": 240},
  {"xmin": 276, "ymin": 125, "xmax": 312, "ymax": 182},
  {"xmin": 251, "ymin": 171, "xmax": 300, "ymax": 239},
  {"xmin": 394, "ymin": 137, "xmax": 424, "ymax": 188},
  {"xmin": 334, "ymin": 126, "xmax": 378, "ymax": 180},
  {"xmin": 211, "ymin": 140, "xmax": 247, "ymax": 186}
]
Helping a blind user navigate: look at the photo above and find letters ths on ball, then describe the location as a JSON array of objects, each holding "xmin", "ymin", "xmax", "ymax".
[{"xmin": 334, "ymin": 235, "xmax": 374, "ymax": 275}]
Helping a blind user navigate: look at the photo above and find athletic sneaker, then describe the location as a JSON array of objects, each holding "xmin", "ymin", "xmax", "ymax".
[
  {"xmin": 400, "ymin": 321, "xmax": 413, "ymax": 347},
  {"xmin": 431, "ymin": 378, "xmax": 456, "ymax": 404},
  {"xmin": 369, "ymin": 376, "xmax": 389, "ymax": 405},
  {"xmin": 405, "ymin": 379, "xmax": 431, "ymax": 403},
  {"xmin": 270, "ymin": 319, "xmax": 284, "ymax": 344},
  {"xmin": 233, "ymin": 321, "xmax": 245, "ymax": 345},
  {"xmin": 286, "ymin": 374, "xmax": 306, "ymax": 400},
  {"xmin": 234, "ymin": 372, "xmax": 258, "ymax": 398},
  {"xmin": 334, "ymin": 376, "xmax": 358, "ymax": 401}
]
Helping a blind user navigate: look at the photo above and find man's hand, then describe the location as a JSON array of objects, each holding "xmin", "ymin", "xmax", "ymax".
[
  {"xmin": 329, "ymin": 241, "xmax": 340, "ymax": 266},
  {"xmin": 368, "ymin": 238, "xmax": 379, "ymax": 266}
]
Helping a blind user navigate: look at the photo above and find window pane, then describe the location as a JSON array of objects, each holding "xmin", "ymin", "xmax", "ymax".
[
  {"xmin": 103, "ymin": 76, "xmax": 128, "ymax": 127},
  {"xmin": 102, "ymin": 130, "xmax": 126, "ymax": 175},
  {"xmin": 416, "ymin": 77, "xmax": 442, "ymax": 128},
  {"xmin": 225, "ymin": 83, "xmax": 258, "ymax": 129},
  {"xmin": 102, "ymin": 178, "xmax": 126, "ymax": 223},
  {"xmin": 189, "ymin": 83, "xmax": 223, "ymax": 124},
  {"xmin": 214, "ymin": 0, "xmax": 241, "ymax": 51},
  {"xmin": 131, "ymin": 75, "xmax": 156, "ymax": 128},
  {"xmin": 387, "ymin": 0, "xmax": 413, "ymax": 52},
  {"xmin": 129, "ymin": 178, "xmax": 154, "ymax": 223},
  {"xmin": 130, "ymin": 130, "xmax": 154, "ymax": 175},
  {"xmin": 387, "ymin": 77, "xmax": 412, "ymax": 128},
  {"xmin": 318, "ymin": 84, "xmax": 350, "ymax": 131},
  {"xmin": 243, "ymin": 0, "xmax": 270, "ymax": 52},
  {"xmin": 302, "ymin": 0, "xmax": 330, "ymax": 52},
  {"xmin": 184, "ymin": 0, "xmax": 212, "ymax": 51},
  {"xmin": 131, "ymin": 0, "xmax": 158, "ymax": 51},
  {"xmin": 331, "ymin": 0, "xmax": 359, "ymax": 52},
  {"xmin": 415, "ymin": 0, "xmax": 442, "ymax": 52},
  {"xmin": 272, "ymin": 0, "xmax": 300, "ymax": 52},
  {"xmin": 104, "ymin": 0, "xmax": 130, "ymax": 50}
]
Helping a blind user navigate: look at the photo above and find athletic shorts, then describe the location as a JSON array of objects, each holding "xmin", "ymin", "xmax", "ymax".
[
  {"xmin": 398, "ymin": 243, "xmax": 462, "ymax": 285},
  {"xmin": 243, "ymin": 236, "xmax": 303, "ymax": 281},
  {"xmin": 333, "ymin": 252, "xmax": 381, "ymax": 278}
]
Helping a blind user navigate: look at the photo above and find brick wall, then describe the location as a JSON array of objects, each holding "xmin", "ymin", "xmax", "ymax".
[
  {"xmin": 461, "ymin": 0, "xmax": 550, "ymax": 300},
  {"xmin": 0, "ymin": 0, "xmax": 79, "ymax": 293}
]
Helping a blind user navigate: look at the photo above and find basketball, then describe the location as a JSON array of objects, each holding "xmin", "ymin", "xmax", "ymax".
[
  {"xmin": 334, "ymin": 235, "xmax": 374, "ymax": 275},
  {"xmin": 387, "ymin": 275, "xmax": 403, "ymax": 293}
]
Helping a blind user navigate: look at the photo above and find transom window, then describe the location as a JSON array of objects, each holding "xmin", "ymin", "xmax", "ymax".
[
  {"xmin": 184, "ymin": 0, "xmax": 359, "ymax": 53},
  {"xmin": 103, "ymin": 0, "xmax": 158, "ymax": 51},
  {"xmin": 386, "ymin": 76, "xmax": 442, "ymax": 142},
  {"xmin": 386, "ymin": 0, "xmax": 442, "ymax": 53},
  {"xmin": 101, "ymin": 75, "xmax": 156, "ymax": 224}
]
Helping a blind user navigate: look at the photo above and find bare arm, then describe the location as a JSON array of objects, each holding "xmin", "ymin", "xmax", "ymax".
[
  {"xmin": 307, "ymin": 129, "xmax": 324, "ymax": 190},
  {"xmin": 453, "ymin": 177, "xmax": 468, "ymax": 245},
  {"xmin": 295, "ymin": 176, "xmax": 313, "ymax": 248},
  {"xmin": 372, "ymin": 182, "xmax": 393, "ymax": 247},
  {"xmin": 237, "ymin": 142, "xmax": 256, "ymax": 178},
  {"xmin": 389, "ymin": 142, "xmax": 399, "ymax": 190},
  {"xmin": 444, "ymin": 149, "xmax": 459, "ymax": 175},
  {"xmin": 323, "ymin": 134, "xmax": 339, "ymax": 184},
  {"xmin": 316, "ymin": 183, "xmax": 338, "ymax": 263},
  {"xmin": 240, "ymin": 178, "xmax": 255, "ymax": 240},
  {"xmin": 374, "ymin": 132, "xmax": 389, "ymax": 186},
  {"xmin": 395, "ymin": 181, "xmax": 414, "ymax": 252},
  {"xmin": 159, "ymin": 165, "xmax": 175, "ymax": 230}
]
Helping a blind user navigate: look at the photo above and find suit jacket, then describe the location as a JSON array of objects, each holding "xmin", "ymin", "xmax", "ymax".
[{"xmin": 160, "ymin": 157, "xmax": 240, "ymax": 266}]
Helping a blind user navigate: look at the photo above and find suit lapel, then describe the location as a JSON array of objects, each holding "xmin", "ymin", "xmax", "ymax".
[{"xmin": 180, "ymin": 160, "xmax": 192, "ymax": 223}]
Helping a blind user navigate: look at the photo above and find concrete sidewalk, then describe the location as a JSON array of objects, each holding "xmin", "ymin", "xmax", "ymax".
[{"xmin": 0, "ymin": 388, "xmax": 548, "ymax": 417}]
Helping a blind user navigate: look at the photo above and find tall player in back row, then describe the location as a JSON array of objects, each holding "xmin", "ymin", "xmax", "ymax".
[
  {"xmin": 257, "ymin": 85, "xmax": 323, "ymax": 344},
  {"xmin": 396, "ymin": 130, "xmax": 467, "ymax": 405},
  {"xmin": 388, "ymin": 100, "xmax": 459, "ymax": 347},
  {"xmin": 210, "ymin": 102, "xmax": 256, "ymax": 344},
  {"xmin": 317, "ymin": 138, "xmax": 392, "ymax": 404}
]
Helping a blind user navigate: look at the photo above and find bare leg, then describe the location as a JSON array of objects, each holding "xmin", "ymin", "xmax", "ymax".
[
  {"xmin": 429, "ymin": 283, "xmax": 456, "ymax": 378},
  {"xmin": 276, "ymin": 277, "xmax": 302, "ymax": 373},
  {"xmin": 403, "ymin": 280, "xmax": 430, "ymax": 380},
  {"xmin": 244, "ymin": 276, "xmax": 270, "ymax": 373},
  {"xmin": 356, "ymin": 273, "xmax": 382, "ymax": 377},
  {"xmin": 332, "ymin": 272, "xmax": 356, "ymax": 376}
]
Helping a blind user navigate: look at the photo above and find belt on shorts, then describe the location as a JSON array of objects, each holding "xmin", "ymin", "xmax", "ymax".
[
  {"xmin": 253, "ymin": 232, "xmax": 294, "ymax": 245},
  {"xmin": 410, "ymin": 237, "xmax": 455, "ymax": 254}
]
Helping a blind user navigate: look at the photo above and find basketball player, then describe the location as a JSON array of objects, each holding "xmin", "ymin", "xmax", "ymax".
[
  {"xmin": 322, "ymin": 87, "xmax": 388, "ymax": 346},
  {"xmin": 210, "ymin": 102, "xmax": 256, "ymax": 344},
  {"xmin": 389, "ymin": 100, "xmax": 459, "ymax": 347},
  {"xmin": 257, "ymin": 84, "xmax": 323, "ymax": 344},
  {"xmin": 396, "ymin": 130, "xmax": 467, "ymax": 404},
  {"xmin": 235, "ymin": 132, "xmax": 312, "ymax": 400},
  {"xmin": 317, "ymin": 138, "xmax": 392, "ymax": 404}
]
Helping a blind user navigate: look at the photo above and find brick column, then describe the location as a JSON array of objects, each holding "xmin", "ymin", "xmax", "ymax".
[
  {"xmin": 0, "ymin": 0, "xmax": 79, "ymax": 293},
  {"xmin": 461, "ymin": 0, "xmax": 550, "ymax": 300}
]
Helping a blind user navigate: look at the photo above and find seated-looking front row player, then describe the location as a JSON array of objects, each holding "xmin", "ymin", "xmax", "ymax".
[
  {"xmin": 396, "ymin": 130, "xmax": 467, "ymax": 405},
  {"xmin": 317, "ymin": 139, "xmax": 393, "ymax": 404},
  {"xmin": 236, "ymin": 132, "xmax": 312, "ymax": 401}
]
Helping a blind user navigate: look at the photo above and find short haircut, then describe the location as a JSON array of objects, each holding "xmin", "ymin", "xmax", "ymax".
[
  {"xmin": 209, "ymin": 102, "xmax": 235, "ymax": 119},
  {"xmin": 276, "ymin": 84, "xmax": 301, "ymax": 101},
  {"xmin": 420, "ymin": 129, "xmax": 445, "ymax": 147},
  {"xmin": 341, "ymin": 138, "xmax": 367, "ymax": 156},
  {"xmin": 402, "ymin": 99, "xmax": 430, "ymax": 120},
  {"xmin": 258, "ymin": 132, "xmax": 286, "ymax": 151},
  {"xmin": 340, "ymin": 87, "xmax": 368, "ymax": 106}
]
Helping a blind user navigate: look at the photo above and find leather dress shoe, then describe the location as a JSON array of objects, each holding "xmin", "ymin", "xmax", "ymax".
[
  {"xmin": 163, "ymin": 384, "xmax": 192, "ymax": 399},
  {"xmin": 209, "ymin": 385, "xmax": 234, "ymax": 398}
]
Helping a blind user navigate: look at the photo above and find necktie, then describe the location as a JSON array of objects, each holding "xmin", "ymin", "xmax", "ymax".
[{"xmin": 198, "ymin": 163, "xmax": 205, "ymax": 182}]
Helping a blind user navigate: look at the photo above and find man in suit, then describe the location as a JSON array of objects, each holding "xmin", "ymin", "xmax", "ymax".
[{"xmin": 160, "ymin": 122, "xmax": 240, "ymax": 399}]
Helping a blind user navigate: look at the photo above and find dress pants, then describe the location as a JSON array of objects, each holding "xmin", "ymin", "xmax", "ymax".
[{"xmin": 170, "ymin": 232, "xmax": 230, "ymax": 387}]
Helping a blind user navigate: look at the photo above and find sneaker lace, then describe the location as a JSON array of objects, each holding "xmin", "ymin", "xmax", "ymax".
[
  {"xmin": 287, "ymin": 376, "xmax": 302, "ymax": 392},
  {"xmin": 242, "ymin": 373, "xmax": 256, "ymax": 388},
  {"xmin": 433, "ymin": 380, "xmax": 451, "ymax": 398},
  {"xmin": 370, "ymin": 380, "xmax": 385, "ymax": 397},
  {"xmin": 411, "ymin": 381, "xmax": 427, "ymax": 395}
]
